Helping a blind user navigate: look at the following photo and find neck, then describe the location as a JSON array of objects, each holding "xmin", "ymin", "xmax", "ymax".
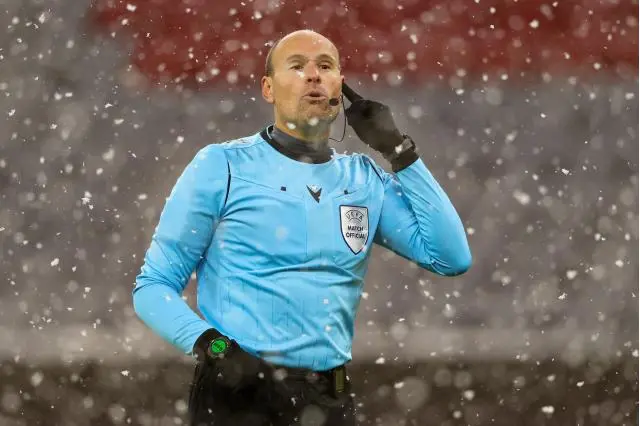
[{"xmin": 275, "ymin": 117, "xmax": 330, "ymax": 144}]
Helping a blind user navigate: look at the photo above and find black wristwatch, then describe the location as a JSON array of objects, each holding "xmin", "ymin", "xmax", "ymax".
[
  {"xmin": 194, "ymin": 328, "xmax": 235, "ymax": 361},
  {"xmin": 208, "ymin": 335, "xmax": 233, "ymax": 358},
  {"xmin": 386, "ymin": 134, "xmax": 415, "ymax": 159},
  {"xmin": 386, "ymin": 134, "xmax": 419, "ymax": 172}
]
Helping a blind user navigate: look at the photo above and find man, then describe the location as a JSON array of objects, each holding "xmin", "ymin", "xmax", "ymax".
[{"xmin": 133, "ymin": 29, "xmax": 472, "ymax": 426}]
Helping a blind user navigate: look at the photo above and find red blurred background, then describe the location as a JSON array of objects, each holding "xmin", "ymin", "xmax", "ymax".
[{"xmin": 91, "ymin": 0, "xmax": 638, "ymax": 86}]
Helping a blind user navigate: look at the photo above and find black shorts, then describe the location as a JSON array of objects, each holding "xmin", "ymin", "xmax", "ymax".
[{"xmin": 188, "ymin": 354, "xmax": 356, "ymax": 426}]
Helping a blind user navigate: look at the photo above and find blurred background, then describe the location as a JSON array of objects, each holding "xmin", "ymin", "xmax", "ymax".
[{"xmin": 0, "ymin": 0, "xmax": 637, "ymax": 425}]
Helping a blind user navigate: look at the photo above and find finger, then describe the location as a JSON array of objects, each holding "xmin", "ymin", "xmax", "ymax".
[{"xmin": 342, "ymin": 82, "xmax": 363, "ymax": 103}]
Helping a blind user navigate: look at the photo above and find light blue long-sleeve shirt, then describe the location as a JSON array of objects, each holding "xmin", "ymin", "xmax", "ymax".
[{"xmin": 133, "ymin": 127, "xmax": 471, "ymax": 371}]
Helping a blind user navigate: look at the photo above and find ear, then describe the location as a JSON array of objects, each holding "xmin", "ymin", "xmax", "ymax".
[{"xmin": 261, "ymin": 76, "xmax": 274, "ymax": 104}]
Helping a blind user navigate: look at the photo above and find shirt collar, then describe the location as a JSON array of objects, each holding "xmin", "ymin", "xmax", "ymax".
[{"xmin": 260, "ymin": 125, "xmax": 332, "ymax": 164}]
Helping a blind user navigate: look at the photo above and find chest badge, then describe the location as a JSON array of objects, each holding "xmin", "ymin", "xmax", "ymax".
[{"xmin": 340, "ymin": 205, "xmax": 369, "ymax": 254}]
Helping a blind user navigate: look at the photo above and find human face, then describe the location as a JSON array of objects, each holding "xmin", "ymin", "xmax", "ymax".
[{"xmin": 261, "ymin": 31, "xmax": 343, "ymax": 140}]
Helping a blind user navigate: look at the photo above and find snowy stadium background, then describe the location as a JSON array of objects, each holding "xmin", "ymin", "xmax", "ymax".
[{"xmin": 0, "ymin": 0, "xmax": 637, "ymax": 425}]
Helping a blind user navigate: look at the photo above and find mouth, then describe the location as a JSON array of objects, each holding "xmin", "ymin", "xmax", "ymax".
[{"xmin": 303, "ymin": 90, "xmax": 328, "ymax": 100}]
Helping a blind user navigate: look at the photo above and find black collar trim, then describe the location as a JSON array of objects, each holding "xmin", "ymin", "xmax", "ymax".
[{"xmin": 260, "ymin": 125, "xmax": 332, "ymax": 164}]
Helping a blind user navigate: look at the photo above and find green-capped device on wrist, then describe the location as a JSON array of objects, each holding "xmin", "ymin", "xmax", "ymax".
[
  {"xmin": 194, "ymin": 328, "xmax": 235, "ymax": 362},
  {"xmin": 208, "ymin": 336, "xmax": 233, "ymax": 357}
]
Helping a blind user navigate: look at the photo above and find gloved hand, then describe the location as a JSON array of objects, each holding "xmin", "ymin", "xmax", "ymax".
[
  {"xmin": 193, "ymin": 328, "xmax": 266, "ymax": 389},
  {"xmin": 342, "ymin": 83, "xmax": 419, "ymax": 172}
]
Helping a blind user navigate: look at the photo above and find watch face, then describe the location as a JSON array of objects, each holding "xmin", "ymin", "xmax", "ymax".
[{"xmin": 209, "ymin": 337, "xmax": 230, "ymax": 355}]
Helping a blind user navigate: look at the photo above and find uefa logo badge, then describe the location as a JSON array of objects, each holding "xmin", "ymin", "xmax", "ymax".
[{"xmin": 339, "ymin": 205, "xmax": 369, "ymax": 254}]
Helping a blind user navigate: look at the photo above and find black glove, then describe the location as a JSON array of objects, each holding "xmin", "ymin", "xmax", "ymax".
[
  {"xmin": 193, "ymin": 328, "xmax": 266, "ymax": 389},
  {"xmin": 343, "ymin": 82, "xmax": 419, "ymax": 172}
]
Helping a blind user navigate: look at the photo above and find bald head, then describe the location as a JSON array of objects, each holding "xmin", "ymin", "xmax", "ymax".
[{"xmin": 265, "ymin": 30, "xmax": 340, "ymax": 77}]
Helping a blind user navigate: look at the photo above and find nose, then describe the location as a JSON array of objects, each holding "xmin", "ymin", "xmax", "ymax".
[{"xmin": 303, "ymin": 62, "xmax": 321, "ymax": 83}]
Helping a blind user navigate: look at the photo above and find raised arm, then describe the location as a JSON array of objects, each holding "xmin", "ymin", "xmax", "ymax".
[
  {"xmin": 342, "ymin": 83, "xmax": 471, "ymax": 276},
  {"xmin": 373, "ymin": 158, "xmax": 472, "ymax": 276}
]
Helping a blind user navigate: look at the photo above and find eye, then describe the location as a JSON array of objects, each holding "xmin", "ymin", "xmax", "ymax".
[
  {"xmin": 320, "ymin": 63, "xmax": 332, "ymax": 70},
  {"xmin": 290, "ymin": 64, "xmax": 303, "ymax": 70}
]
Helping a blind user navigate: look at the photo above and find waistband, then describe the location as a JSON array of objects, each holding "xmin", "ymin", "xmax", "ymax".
[
  {"xmin": 270, "ymin": 363, "xmax": 346, "ymax": 379},
  {"xmin": 266, "ymin": 362, "xmax": 349, "ymax": 398},
  {"xmin": 267, "ymin": 362, "xmax": 348, "ymax": 395}
]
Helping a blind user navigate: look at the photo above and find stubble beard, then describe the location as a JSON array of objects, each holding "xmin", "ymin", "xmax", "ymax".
[{"xmin": 293, "ymin": 102, "xmax": 338, "ymax": 138}]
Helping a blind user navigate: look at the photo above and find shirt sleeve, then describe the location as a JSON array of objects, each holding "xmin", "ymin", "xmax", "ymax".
[
  {"xmin": 373, "ymin": 157, "xmax": 472, "ymax": 276},
  {"xmin": 132, "ymin": 144, "xmax": 229, "ymax": 354}
]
